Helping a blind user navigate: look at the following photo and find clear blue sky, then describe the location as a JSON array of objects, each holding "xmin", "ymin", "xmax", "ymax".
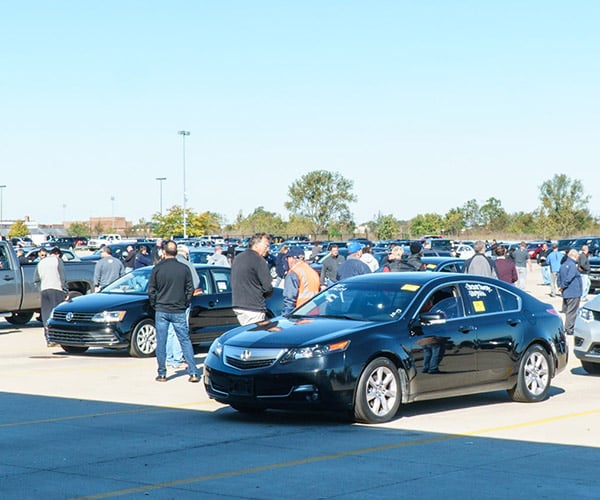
[{"xmin": 2, "ymin": 1, "xmax": 598, "ymax": 227}]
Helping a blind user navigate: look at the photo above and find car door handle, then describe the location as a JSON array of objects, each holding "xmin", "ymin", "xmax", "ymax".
[
  {"xmin": 507, "ymin": 319, "xmax": 521, "ymax": 327},
  {"xmin": 3, "ymin": 275, "xmax": 14, "ymax": 281},
  {"xmin": 458, "ymin": 325, "xmax": 477, "ymax": 334}
]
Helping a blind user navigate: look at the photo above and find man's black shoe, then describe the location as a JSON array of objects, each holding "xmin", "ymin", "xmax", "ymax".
[
  {"xmin": 155, "ymin": 375, "xmax": 167, "ymax": 382},
  {"xmin": 188, "ymin": 375, "xmax": 200, "ymax": 383}
]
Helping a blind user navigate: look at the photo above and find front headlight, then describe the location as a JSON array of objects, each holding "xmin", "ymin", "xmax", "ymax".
[
  {"xmin": 209, "ymin": 339, "xmax": 223, "ymax": 358},
  {"xmin": 578, "ymin": 308, "xmax": 594, "ymax": 322},
  {"xmin": 279, "ymin": 340, "xmax": 350, "ymax": 364},
  {"xmin": 91, "ymin": 311, "xmax": 126, "ymax": 323}
]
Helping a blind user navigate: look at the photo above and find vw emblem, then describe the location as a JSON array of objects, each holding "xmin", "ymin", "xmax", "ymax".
[
  {"xmin": 240, "ymin": 349, "xmax": 252, "ymax": 361},
  {"xmin": 65, "ymin": 312, "xmax": 74, "ymax": 322}
]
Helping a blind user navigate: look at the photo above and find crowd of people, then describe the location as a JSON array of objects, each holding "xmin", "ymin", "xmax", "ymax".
[{"xmin": 33, "ymin": 233, "xmax": 593, "ymax": 380}]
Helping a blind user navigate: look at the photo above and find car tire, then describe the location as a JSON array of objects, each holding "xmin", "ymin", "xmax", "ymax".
[
  {"xmin": 5, "ymin": 312, "xmax": 34, "ymax": 325},
  {"xmin": 61, "ymin": 345, "xmax": 89, "ymax": 354},
  {"xmin": 353, "ymin": 357, "xmax": 401, "ymax": 424},
  {"xmin": 508, "ymin": 344, "xmax": 551, "ymax": 402},
  {"xmin": 581, "ymin": 361, "xmax": 600, "ymax": 375},
  {"xmin": 129, "ymin": 319, "xmax": 157, "ymax": 358}
]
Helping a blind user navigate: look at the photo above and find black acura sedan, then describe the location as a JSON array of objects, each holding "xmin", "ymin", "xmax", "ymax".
[
  {"xmin": 47, "ymin": 265, "xmax": 283, "ymax": 357},
  {"xmin": 204, "ymin": 272, "xmax": 568, "ymax": 424}
]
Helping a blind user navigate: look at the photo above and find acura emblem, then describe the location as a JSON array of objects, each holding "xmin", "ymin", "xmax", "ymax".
[
  {"xmin": 240, "ymin": 349, "xmax": 252, "ymax": 361},
  {"xmin": 65, "ymin": 312, "xmax": 74, "ymax": 322}
]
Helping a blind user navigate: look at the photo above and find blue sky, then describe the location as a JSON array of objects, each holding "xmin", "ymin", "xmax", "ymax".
[{"xmin": 2, "ymin": 1, "xmax": 598, "ymax": 228}]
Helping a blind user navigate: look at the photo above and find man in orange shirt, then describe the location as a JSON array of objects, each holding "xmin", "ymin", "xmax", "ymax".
[{"xmin": 283, "ymin": 246, "xmax": 320, "ymax": 314}]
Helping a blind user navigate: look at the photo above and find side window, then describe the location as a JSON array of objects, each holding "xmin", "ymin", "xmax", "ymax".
[
  {"xmin": 196, "ymin": 270, "xmax": 212, "ymax": 294},
  {"xmin": 462, "ymin": 282, "xmax": 503, "ymax": 315},
  {"xmin": 420, "ymin": 285, "xmax": 465, "ymax": 320},
  {"xmin": 0, "ymin": 246, "xmax": 11, "ymax": 270},
  {"xmin": 211, "ymin": 269, "xmax": 231, "ymax": 294},
  {"xmin": 498, "ymin": 287, "xmax": 519, "ymax": 312}
]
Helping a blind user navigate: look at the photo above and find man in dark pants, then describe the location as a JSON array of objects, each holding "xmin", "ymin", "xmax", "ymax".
[
  {"xmin": 558, "ymin": 249, "xmax": 583, "ymax": 336},
  {"xmin": 34, "ymin": 247, "xmax": 67, "ymax": 347},
  {"xmin": 148, "ymin": 240, "xmax": 199, "ymax": 382}
]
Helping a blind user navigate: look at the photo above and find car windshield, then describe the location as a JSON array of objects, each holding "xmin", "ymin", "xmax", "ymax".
[
  {"xmin": 291, "ymin": 281, "xmax": 417, "ymax": 322},
  {"xmin": 103, "ymin": 267, "xmax": 152, "ymax": 294}
]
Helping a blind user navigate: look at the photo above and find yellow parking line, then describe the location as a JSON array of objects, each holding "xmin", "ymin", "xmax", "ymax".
[{"xmin": 72, "ymin": 407, "xmax": 600, "ymax": 500}]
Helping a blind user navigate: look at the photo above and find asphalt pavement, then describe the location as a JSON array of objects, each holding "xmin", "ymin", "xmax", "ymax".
[{"xmin": 0, "ymin": 263, "xmax": 599, "ymax": 499}]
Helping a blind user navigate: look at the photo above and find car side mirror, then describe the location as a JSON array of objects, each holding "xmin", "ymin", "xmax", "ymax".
[{"xmin": 419, "ymin": 312, "xmax": 447, "ymax": 326}]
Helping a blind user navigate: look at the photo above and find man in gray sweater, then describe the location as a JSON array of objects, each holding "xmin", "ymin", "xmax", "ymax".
[{"xmin": 34, "ymin": 247, "xmax": 67, "ymax": 346}]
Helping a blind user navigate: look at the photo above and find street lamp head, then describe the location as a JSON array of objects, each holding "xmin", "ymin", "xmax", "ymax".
[
  {"xmin": 156, "ymin": 177, "xmax": 167, "ymax": 181},
  {"xmin": 177, "ymin": 130, "xmax": 190, "ymax": 136}
]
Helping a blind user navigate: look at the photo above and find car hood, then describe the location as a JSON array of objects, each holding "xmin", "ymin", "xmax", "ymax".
[
  {"xmin": 54, "ymin": 292, "xmax": 147, "ymax": 312},
  {"xmin": 220, "ymin": 316, "xmax": 375, "ymax": 347}
]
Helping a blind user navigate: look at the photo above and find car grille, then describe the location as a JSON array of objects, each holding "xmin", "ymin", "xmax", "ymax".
[
  {"xmin": 47, "ymin": 329, "xmax": 121, "ymax": 346},
  {"xmin": 223, "ymin": 346, "xmax": 286, "ymax": 370},
  {"xmin": 53, "ymin": 311, "xmax": 96, "ymax": 322}
]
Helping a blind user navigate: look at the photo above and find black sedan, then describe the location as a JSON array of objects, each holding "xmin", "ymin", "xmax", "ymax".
[
  {"xmin": 204, "ymin": 272, "xmax": 568, "ymax": 424},
  {"xmin": 47, "ymin": 265, "xmax": 283, "ymax": 357}
]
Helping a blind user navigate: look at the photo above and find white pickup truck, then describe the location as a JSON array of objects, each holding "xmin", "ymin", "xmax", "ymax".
[{"xmin": 87, "ymin": 234, "xmax": 122, "ymax": 250}]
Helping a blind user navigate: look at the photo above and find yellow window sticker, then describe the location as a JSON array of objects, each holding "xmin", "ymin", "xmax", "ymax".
[
  {"xmin": 401, "ymin": 284, "xmax": 420, "ymax": 292},
  {"xmin": 472, "ymin": 300, "xmax": 486, "ymax": 313}
]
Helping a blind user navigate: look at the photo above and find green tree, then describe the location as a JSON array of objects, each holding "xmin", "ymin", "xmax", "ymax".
[
  {"xmin": 152, "ymin": 205, "xmax": 220, "ymax": 238},
  {"xmin": 285, "ymin": 170, "xmax": 356, "ymax": 235},
  {"xmin": 66, "ymin": 222, "xmax": 90, "ymax": 238},
  {"xmin": 443, "ymin": 208, "xmax": 465, "ymax": 237},
  {"xmin": 410, "ymin": 213, "xmax": 444, "ymax": 236},
  {"xmin": 462, "ymin": 199, "xmax": 482, "ymax": 229},
  {"xmin": 538, "ymin": 174, "xmax": 592, "ymax": 235},
  {"xmin": 480, "ymin": 197, "xmax": 508, "ymax": 232},
  {"xmin": 375, "ymin": 214, "xmax": 400, "ymax": 240},
  {"xmin": 8, "ymin": 220, "xmax": 29, "ymax": 238},
  {"xmin": 286, "ymin": 215, "xmax": 315, "ymax": 238},
  {"xmin": 233, "ymin": 207, "xmax": 285, "ymax": 236}
]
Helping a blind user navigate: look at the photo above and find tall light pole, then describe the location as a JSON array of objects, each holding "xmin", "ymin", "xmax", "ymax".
[
  {"xmin": 155, "ymin": 177, "xmax": 166, "ymax": 215},
  {"xmin": 0, "ymin": 185, "xmax": 6, "ymax": 235},
  {"xmin": 177, "ymin": 130, "xmax": 190, "ymax": 238}
]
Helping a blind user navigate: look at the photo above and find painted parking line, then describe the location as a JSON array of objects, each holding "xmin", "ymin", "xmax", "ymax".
[{"xmin": 72, "ymin": 407, "xmax": 600, "ymax": 500}]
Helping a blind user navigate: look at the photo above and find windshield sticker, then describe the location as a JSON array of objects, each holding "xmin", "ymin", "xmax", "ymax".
[
  {"xmin": 390, "ymin": 308, "xmax": 403, "ymax": 318},
  {"xmin": 472, "ymin": 300, "xmax": 486, "ymax": 313},
  {"xmin": 465, "ymin": 283, "xmax": 493, "ymax": 299},
  {"xmin": 425, "ymin": 264, "xmax": 437, "ymax": 270},
  {"xmin": 401, "ymin": 284, "xmax": 420, "ymax": 292}
]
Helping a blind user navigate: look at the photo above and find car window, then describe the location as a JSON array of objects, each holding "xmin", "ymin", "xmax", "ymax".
[
  {"xmin": 419, "ymin": 285, "xmax": 465, "ymax": 320},
  {"xmin": 104, "ymin": 268, "xmax": 152, "ymax": 293},
  {"xmin": 0, "ymin": 246, "xmax": 11, "ymax": 270},
  {"xmin": 196, "ymin": 269, "xmax": 212, "ymax": 294},
  {"xmin": 498, "ymin": 287, "xmax": 520, "ymax": 312},
  {"xmin": 461, "ymin": 282, "xmax": 504, "ymax": 315},
  {"xmin": 211, "ymin": 269, "xmax": 231, "ymax": 293}
]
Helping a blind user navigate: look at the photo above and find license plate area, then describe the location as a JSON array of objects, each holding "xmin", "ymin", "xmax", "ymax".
[{"xmin": 229, "ymin": 377, "xmax": 254, "ymax": 396}]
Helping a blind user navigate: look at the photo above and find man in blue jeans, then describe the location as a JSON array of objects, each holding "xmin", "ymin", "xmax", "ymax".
[{"xmin": 148, "ymin": 240, "xmax": 199, "ymax": 383}]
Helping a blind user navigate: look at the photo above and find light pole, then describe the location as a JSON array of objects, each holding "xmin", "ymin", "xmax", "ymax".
[
  {"xmin": 0, "ymin": 185, "xmax": 6, "ymax": 235},
  {"xmin": 155, "ymin": 177, "xmax": 167, "ymax": 215},
  {"xmin": 177, "ymin": 130, "xmax": 190, "ymax": 238}
]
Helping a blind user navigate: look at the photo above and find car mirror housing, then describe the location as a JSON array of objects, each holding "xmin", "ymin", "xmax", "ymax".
[{"xmin": 419, "ymin": 312, "xmax": 447, "ymax": 326}]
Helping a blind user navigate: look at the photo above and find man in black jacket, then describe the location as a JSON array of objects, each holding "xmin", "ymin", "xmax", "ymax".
[
  {"xmin": 148, "ymin": 240, "xmax": 199, "ymax": 383},
  {"xmin": 231, "ymin": 233, "xmax": 273, "ymax": 325}
]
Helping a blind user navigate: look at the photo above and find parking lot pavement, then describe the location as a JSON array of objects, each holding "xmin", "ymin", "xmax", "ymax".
[{"xmin": 1, "ymin": 263, "xmax": 599, "ymax": 499}]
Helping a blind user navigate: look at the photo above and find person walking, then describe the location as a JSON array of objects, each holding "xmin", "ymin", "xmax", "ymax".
[
  {"xmin": 165, "ymin": 245, "xmax": 201, "ymax": 370},
  {"xmin": 320, "ymin": 244, "xmax": 344, "ymax": 289},
  {"xmin": 494, "ymin": 246, "xmax": 518, "ymax": 284},
  {"xmin": 231, "ymin": 232, "xmax": 273, "ymax": 326},
  {"xmin": 34, "ymin": 247, "xmax": 68, "ymax": 347},
  {"xmin": 283, "ymin": 246, "xmax": 320, "ymax": 314},
  {"xmin": 464, "ymin": 240, "xmax": 497, "ymax": 278},
  {"xmin": 558, "ymin": 248, "xmax": 583, "ymax": 336},
  {"xmin": 578, "ymin": 245, "xmax": 591, "ymax": 302},
  {"xmin": 206, "ymin": 245, "xmax": 230, "ymax": 267},
  {"xmin": 151, "ymin": 238, "xmax": 164, "ymax": 265},
  {"xmin": 148, "ymin": 240, "xmax": 199, "ymax": 382},
  {"xmin": 336, "ymin": 242, "xmax": 371, "ymax": 281},
  {"xmin": 93, "ymin": 246, "xmax": 125, "ymax": 292},
  {"xmin": 511, "ymin": 241, "xmax": 530, "ymax": 290},
  {"xmin": 546, "ymin": 244, "xmax": 563, "ymax": 297},
  {"xmin": 360, "ymin": 245, "xmax": 380, "ymax": 272}
]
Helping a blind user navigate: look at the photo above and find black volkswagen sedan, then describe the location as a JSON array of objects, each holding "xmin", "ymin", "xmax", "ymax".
[
  {"xmin": 204, "ymin": 272, "xmax": 568, "ymax": 424},
  {"xmin": 47, "ymin": 265, "xmax": 283, "ymax": 357}
]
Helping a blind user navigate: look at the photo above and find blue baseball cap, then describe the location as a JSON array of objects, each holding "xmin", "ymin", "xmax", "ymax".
[{"xmin": 347, "ymin": 242, "xmax": 365, "ymax": 254}]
